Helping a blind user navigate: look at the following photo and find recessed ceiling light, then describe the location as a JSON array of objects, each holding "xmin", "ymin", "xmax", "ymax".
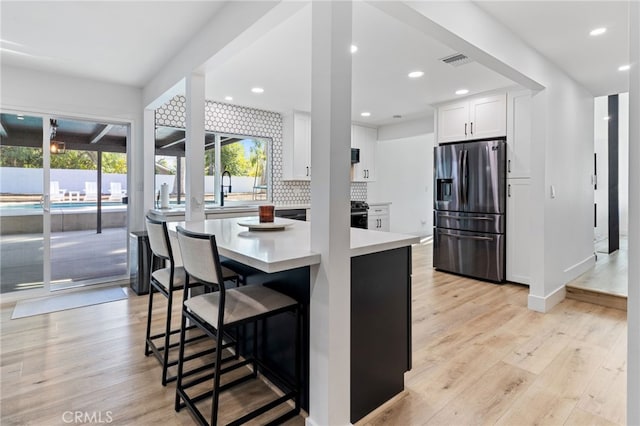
[
  {"xmin": 455, "ymin": 89, "xmax": 469, "ymax": 95},
  {"xmin": 618, "ymin": 64, "xmax": 631, "ymax": 71},
  {"xmin": 251, "ymin": 87, "xmax": 264, "ymax": 94},
  {"xmin": 589, "ymin": 27, "xmax": 607, "ymax": 36},
  {"xmin": 360, "ymin": 112, "xmax": 371, "ymax": 117},
  {"xmin": 408, "ymin": 71, "xmax": 424, "ymax": 78},
  {"xmin": 224, "ymin": 96, "xmax": 233, "ymax": 101},
  {"xmin": 350, "ymin": 45, "xmax": 358, "ymax": 54}
]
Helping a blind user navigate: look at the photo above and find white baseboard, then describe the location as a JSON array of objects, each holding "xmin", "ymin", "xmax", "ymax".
[
  {"xmin": 528, "ymin": 285, "xmax": 566, "ymax": 313},
  {"xmin": 563, "ymin": 254, "xmax": 596, "ymax": 279},
  {"xmin": 305, "ymin": 418, "xmax": 352, "ymax": 426}
]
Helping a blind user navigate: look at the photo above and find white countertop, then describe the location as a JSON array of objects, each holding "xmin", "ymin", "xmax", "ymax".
[
  {"xmin": 167, "ymin": 217, "xmax": 418, "ymax": 273},
  {"xmin": 150, "ymin": 204, "xmax": 310, "ymax": 218}
]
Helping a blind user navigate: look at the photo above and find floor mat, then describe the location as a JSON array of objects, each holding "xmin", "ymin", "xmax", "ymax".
[{"xmin": 11, "ymin": 286, "xmax": 128, "ymax": 319}]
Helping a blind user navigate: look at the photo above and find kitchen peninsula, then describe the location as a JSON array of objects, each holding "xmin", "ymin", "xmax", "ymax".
[{"xmin": 167, "ymin": 217, "xmax": 419, "ymax": 423}]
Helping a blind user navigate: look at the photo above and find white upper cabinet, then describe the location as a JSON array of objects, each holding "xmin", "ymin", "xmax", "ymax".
[
  {"xmin": 351, "ymin": 124, "xmax": 377, "ymax": 182},
  {"xmin": 436, "ymin": 94, "xmax": 507, "ymax": 143},
  {"xmin": 282, "ymin": 111, "xmax": 311, "ymax": 181},
  {"xmin": 437, "ymin": 101, "xmax": 469, "ymax": 143},
  {"xmin": 506, "ymin": 90, "xmax": 532, "ymax": 178}
]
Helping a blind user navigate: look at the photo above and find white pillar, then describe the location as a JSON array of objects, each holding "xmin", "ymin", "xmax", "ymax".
[
  {"xmin": 308, "ymin": 1, "xmax": 352, "ymax": 426},
  {"xmin": 627, "ymin": 2, "xmax": 639, "ymax": 424},
  {"xmin": 142, "ymin": 108, "xmax": 156, "ymax": 224},
  {"xmin": 185, "ymin": 73, "xmax": 206, "ymax": 221}
]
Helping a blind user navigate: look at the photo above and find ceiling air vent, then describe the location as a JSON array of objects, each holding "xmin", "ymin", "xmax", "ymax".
[{"xmin": 440, "ymin": 53, "xmax": 473, "ymax": 67}]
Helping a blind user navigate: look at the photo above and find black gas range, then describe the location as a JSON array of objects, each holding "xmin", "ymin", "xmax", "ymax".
[{"xmin": 350, "ymin": 201, "xmax": 369, "ymax": 229}]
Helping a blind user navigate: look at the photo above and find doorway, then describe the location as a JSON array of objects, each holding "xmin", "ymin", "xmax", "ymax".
[
  {"xmin": 0, "ymin": 111, "xmax": 130, "ymax": 294},
  {"xmin": 590, "ymin": 93, "xmax": 629, "ymax": 297}
]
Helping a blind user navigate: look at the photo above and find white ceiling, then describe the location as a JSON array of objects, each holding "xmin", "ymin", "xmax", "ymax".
[
  {"xmin": 475, "ymin": 1, "xmax": 630, "ymax": 97},
  {"xmin": 0, "ymin": 1, "xmax": 225, "ymax": 87},
  {"xmin": 205, "ymin": 2, "xmax": 515, "ymax": 126},
  {"xmin": 0, "ymin": 1, "xmax": 632, "ymax": 126}
]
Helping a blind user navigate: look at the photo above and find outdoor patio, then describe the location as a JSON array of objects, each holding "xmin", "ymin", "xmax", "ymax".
[{"xmin": 0, "ymin": 227, "xmax": 128, "ymax": 293}]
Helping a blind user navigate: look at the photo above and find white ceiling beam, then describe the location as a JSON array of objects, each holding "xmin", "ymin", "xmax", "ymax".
[
  {"xmin": 369, "ymin": 1, "xmax": 544, "ymax": 91},
  {"xmin": 160, "ymin": 137, "xmax": 185, "ymax": 149},
  {"xmin": 90, "ymin": 124, "xmax": 114, "ymax": 144},
  {"xmin": 143, "ymin": 1, "xmax": 307, "ymax": 109}
]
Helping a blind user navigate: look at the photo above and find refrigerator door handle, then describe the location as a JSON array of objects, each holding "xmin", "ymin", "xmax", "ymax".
[
  {"xmin": 462, "ymin": 149, "xmax": 469, "ymax": 205},
  {"xmin": 439, "ymin": 214, "xmax": 494, "ymax": 221},
  {"xmin": 458, "ymin": 149, "xmax": 464, "ymax": 204},
  {"xmin": 439, "ymin": 231, "xmax": 494, "ymax": 241}
]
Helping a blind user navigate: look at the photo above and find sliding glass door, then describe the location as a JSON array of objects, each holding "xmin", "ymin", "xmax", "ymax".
[
  {"xmin": 0, "ymin": 112, "xmax": 46, "ymax": 293},
  {"xmin": 0, "ymin": 111, "xmax": 130, "ymax": 294}
]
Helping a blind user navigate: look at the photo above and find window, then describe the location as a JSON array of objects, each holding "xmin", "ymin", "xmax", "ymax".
[{"xmin": 154, "ymin": 127, "xmax": 270, "ymax": 207}]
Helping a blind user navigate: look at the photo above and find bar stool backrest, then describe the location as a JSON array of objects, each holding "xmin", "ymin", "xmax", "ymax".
[
  {"xmin": 145, "ymin": 216, "xmax": 172, "ymax": 262},
  {"xmin": 175, "ymin": 226, "xmax": 224, "ymax": 290}
]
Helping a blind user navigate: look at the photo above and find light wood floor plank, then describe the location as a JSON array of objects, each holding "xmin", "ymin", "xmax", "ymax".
[{"xmin": 1, "ymin": 241, "xmax": 627, "ymax": 425}]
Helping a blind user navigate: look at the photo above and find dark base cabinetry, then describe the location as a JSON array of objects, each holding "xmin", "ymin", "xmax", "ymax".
[
  {"xmin": 227, "ymin": 246, "xmax": 412, "ymax": 422},
  {"xmin": 351, "ymin": 246, "xmax": 412, "ymax": 423}
]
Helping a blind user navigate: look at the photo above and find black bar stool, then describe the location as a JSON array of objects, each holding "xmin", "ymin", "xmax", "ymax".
[
  {"xmin": 144, "ymin": 216, "xmax": 240, "ymax": 386},
  {"xmin": 174, "ymin": 226, "xmax": 301, "ymax": 426}
]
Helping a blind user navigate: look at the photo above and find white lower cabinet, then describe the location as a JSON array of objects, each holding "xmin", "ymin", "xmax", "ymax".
[
  {"xmin": 367, "ymin": 203, "xmax": 390, "ymax": 232},
  {"xmin": 506, "ymin": 178, "xmax": 531, "ymax": 284}
]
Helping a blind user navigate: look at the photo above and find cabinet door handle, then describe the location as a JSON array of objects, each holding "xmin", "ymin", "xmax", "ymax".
[
  {"xmin": 508, "ymin": 159, "xmax": 511, "ymax": 173},
  {"xmin": 464, "ymin": 122, "xmax": 467, "ymax": 136},
  {"xmin": 306, "ymin": 166, "xmax": 310, "ymax": 177},
  {"xmin": 470, "ymin": 122, "xmax": 473, "ymax": 135},
  {"xmin": 508, "ymin": 184, "xmax": 511, "ymax": 197}
]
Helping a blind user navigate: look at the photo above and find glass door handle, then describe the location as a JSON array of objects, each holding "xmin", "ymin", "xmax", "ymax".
[{"xmin": 41, "ymin": 195, "xmax": 50, "ymax": 212}]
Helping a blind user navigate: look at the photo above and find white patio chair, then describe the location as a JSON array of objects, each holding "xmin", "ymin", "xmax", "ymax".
[
  {"xmin": 50, "ymin": 181, "xmax": 66, "ymax": 202},
  {"xmin": 108, "ymin": 182, "xmax": 126, "ymax": 202},
  {"xmin": 84, "ymin": 181, "xmax": 98, "ymax": 202}
]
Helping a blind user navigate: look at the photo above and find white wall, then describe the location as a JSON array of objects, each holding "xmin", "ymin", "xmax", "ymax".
[
  {"xmin": 367, "ymin": 133, "xmax": 434, "ymax": 236},
  {"xmin": 377, "ymin": 115, "xmax": 434, "ymax": 141},
  {"xmin": 0, "ymin": 168, "xmax": 126, "ymax": 194},
  {"xmin": 539, "ymin": 76, "xmax": 594, "ymax": 303},
  {"xmin": 0, "ymin": 65, "xmax": 144, "ymax": 230}
]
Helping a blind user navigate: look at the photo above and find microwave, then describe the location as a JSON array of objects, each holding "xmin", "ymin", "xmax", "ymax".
[{"xmin": 351, "ymin": 148, "xmax": 360, "ymax": 164}]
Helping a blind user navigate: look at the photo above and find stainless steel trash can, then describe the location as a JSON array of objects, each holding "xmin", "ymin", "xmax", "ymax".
[{"xmin": 129, "ymin": 231, "xmax": 154, "ymax": 295}]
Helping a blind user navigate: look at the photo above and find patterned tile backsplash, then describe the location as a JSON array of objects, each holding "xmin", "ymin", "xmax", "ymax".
[{"xmin": 156, "ymin": 95, "xmax": 367, "ymax": 204}]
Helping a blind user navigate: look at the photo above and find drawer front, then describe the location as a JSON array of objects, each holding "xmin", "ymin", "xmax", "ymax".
[
  {"xmin": 433, "ymin": 228, "xmax": 505, "ymax": 282},
  {"xmin": 369, "ymin": 205, "xmax": 389, "ymax": 216},
  {"xmin": 435, "ymin": 211, "xmax": 504, "ymax": 234}
]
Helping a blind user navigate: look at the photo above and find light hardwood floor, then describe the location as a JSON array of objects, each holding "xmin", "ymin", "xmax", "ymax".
[{"xmin": 0, "ymin": 242, "xmax": 626, "ymax": 425}]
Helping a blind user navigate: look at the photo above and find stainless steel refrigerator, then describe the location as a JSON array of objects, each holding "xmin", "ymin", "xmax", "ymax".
[{"xmin": 433, "ymin": 139, "xmax": 506, "ymax": 282}]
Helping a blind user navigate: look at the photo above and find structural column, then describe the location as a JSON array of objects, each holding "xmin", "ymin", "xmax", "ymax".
[
  {"xmin": 184, "ymin": 73, "xmax": 206, "ymax": 221},
  {"xmin": 308, "ymin": 1, "xmax": 352, "ymax": 425},
  {"xmin": 627, "ymin": 2, "xmax": 639, "ymax": 424},
  {"xmin": 142, "ymin": 108, "xmax": 156, "ymax": 224}
]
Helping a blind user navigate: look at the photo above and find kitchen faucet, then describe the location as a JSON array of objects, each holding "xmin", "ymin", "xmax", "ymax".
[{"xmin": 220, "ymin": 170, "xmax": 232, "ymax": 206}]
